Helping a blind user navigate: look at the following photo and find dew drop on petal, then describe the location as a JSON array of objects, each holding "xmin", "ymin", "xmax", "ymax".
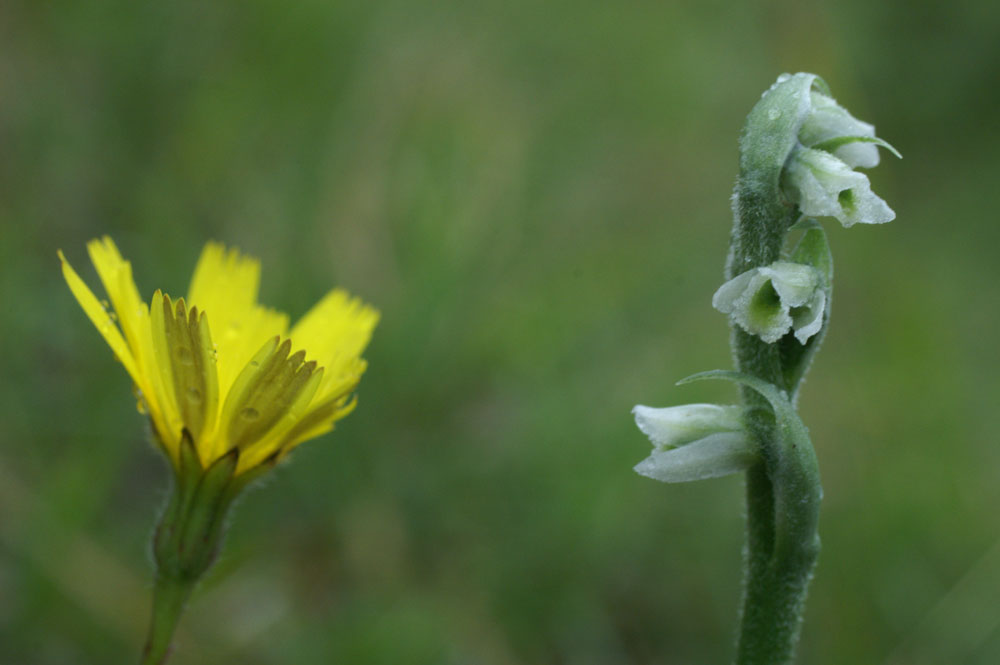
[
  {"xmin": 133, "ymin": 387, "xmax": 148, "ymax": 414},
  {"xmin": 186, "ymin": 387, "xmax": 203, "ymax": 404},
  {"xmin": 240, "ymin": 407, "xmax": 260, "ymax": 421}
]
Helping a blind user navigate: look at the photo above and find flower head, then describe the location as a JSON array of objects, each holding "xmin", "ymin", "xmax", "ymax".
[
  {"xmin": 781, "ymin": 86, "xmax": 899, "ymax": 227},
  {"xmin": 60, "ymin": 237, "xmax": 379, "ymax": 475}
]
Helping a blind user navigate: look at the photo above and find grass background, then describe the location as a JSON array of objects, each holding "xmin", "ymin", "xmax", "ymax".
[{"xmin": 3, "ymin": 0, "xmax": 1000, "ymax": 663}]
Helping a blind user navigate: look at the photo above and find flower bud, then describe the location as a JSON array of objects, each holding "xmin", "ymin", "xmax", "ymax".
[
  {"xmin": 632, "ymin": 404, "xmax": 756, "ymax": 483},
  {"xmin": 713, "ymin": 261, "xmax": 826, "ymax": 344}
]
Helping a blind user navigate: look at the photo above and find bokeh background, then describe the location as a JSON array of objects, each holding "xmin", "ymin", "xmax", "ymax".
[{"xmin": 3, "ymin": 0, "xmax": 1000, "ymax": 663}]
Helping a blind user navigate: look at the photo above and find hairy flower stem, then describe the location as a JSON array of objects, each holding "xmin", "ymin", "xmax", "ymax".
[
  {"xmin": 730, "ymin": 181, "xmax": 821, "ymax": 665},
  {"xmin": 139, "ymin": 435, "xmax": 243, "ymax": 665},
  {"xmin": 736, "ymin": 455, "xmax": 820, "ymax": 664},
  {"xmin": 141, "ymin": 574, "xmax": 193, "ymax": 665}
]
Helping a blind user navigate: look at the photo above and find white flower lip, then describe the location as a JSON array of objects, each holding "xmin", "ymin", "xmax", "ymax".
[{"xmin": 713, "ymin": 261, "xmax": 826, "ymax": 344}]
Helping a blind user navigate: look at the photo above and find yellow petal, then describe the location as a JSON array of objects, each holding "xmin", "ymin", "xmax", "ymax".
[
  {"xmin": 236, "ymin": 362, "xmax": 325, "ymax": 473},
  {"xmin": 86, "ymin": 237, "xmax": 145, "ymax": 353},
  {"xmin": 220, "ymin": 339, "xmax": 325, "ymax": 465},
  {"xmin": 130, "ymin": 299, "xmax": 177, "ymax": 460},
  {"xmin": 289, "ymin": 288, "xmax": 378, "ymax": 400},
  {"xmin": 275, "ymin": 393, "xmax": 358, "ymax": 458},
  {"xmin": 187, "ymin": 242, "xmax": 289, "ymax": 400},
  {"xmin": 155, "ymin": 295, "xmax": 220, "ymax": 453},
  {"xmin": 150, "ymin": 290, "xmax": 184, "ymax": 448},
  {"xmin": 59, "ymin": 250, "xmax": 140, "ymax": 382},
  {"xmin": 188, "ymin": 242, "xmax": 261, "ymax": 322},
  {"xmin": 84, "ymin": 238, "xmax": 171, "ymax": 422}
]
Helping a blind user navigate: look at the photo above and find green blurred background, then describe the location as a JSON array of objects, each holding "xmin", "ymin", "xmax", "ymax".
[{"xmin": 3, "ymin": 0, "xmax": 1000, "ymax": 663}]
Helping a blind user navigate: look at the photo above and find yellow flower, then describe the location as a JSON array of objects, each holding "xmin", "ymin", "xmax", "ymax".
[{"xmin": 59, "ymin": 237, "xmax": 379, "ymax": 475}]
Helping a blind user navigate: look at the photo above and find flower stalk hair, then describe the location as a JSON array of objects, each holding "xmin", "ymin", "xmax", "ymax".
[
  {"xmin": 632, "ymin": 73, "xmax": 898, "ymax": 664},
  {"xmin": 60, "ymin": 238, "xmax": 378, "ymax": 664}
]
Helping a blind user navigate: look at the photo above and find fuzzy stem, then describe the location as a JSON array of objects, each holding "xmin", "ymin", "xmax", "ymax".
[
  {"xmin": 141, "ymin": 434, "xmax": 240, "ymax": 664},
  {"xmin": 141, "ymin": 574, "xmax": 194, "ymax": 665},
  {"xmin": 729, "ymin": 189, "xmax": 821, "ymax": 664},
  {"xmin": 735, "ymin": 448, "xmax": 820, "ymax": 665}
]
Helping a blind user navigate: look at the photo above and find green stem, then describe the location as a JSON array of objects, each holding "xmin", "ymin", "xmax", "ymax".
[
  {"xmin": 735, "ymin": 459, "xmax": 819, "ymax": 664},
  {"xmin": 729, "ymin": 193, "xmax": 821, "ymax": 663},
  {"xmin": 141, "ymin": 437, "xmax": 241, "ymax": 665},
  {"xmin": 141, "ymin": 574, "xmax": 194, "ymax": 665}
]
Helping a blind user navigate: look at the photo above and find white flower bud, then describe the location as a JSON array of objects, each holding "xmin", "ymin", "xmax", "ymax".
[
  {"xmin": 632, "ymin": 404, "xmax": 755, "ymax": 483},
  {"xmin": 713, "ymin": 261, "xmax": 826, "ymax": 344},
  {"xmin": 783, "ymin": 147, "xmax": 895, "ymax": 228}
]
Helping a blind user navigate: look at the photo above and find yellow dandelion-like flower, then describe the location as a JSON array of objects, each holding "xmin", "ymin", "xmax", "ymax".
[{"xmin": 59, "ymin": 237, "xmax": 379, "ymax": 475}]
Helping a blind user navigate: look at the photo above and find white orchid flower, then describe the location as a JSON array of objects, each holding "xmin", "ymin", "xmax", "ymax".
[
  {"xmin": 713, "ymin": 261, "xmax": 826, "ymax": 344},
  {"xmin": 631, "ymin": 404, "xmax": 756, "ymax": 483}
]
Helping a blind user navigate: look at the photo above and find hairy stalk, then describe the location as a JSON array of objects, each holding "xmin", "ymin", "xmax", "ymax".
[
  {"xmin": 140, "ymin": 434, "xmax": 245, "ymax": 664},
  {"xmin": 730, "ymin": 191, "xmax": 817, "ymax": 665},
  {"xmin": 141, "ymin": 575, "xmax": 194, "ymax": 665}
]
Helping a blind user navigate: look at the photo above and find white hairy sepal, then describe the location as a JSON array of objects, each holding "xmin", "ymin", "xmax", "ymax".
[
  {"xmin": 713, "ymin": 261, "xmax": 826, "ymax": 344},
  {"xmin": 783, "ymin": 147, "xmax": 895, "ymax": 228},
  {"xmin": 634, "ymin": 431, "xmax": 757, "ymax": 483},
  {"xmin": 632, "ymin": 403, "xmax": 743, "ymax": 450}
]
